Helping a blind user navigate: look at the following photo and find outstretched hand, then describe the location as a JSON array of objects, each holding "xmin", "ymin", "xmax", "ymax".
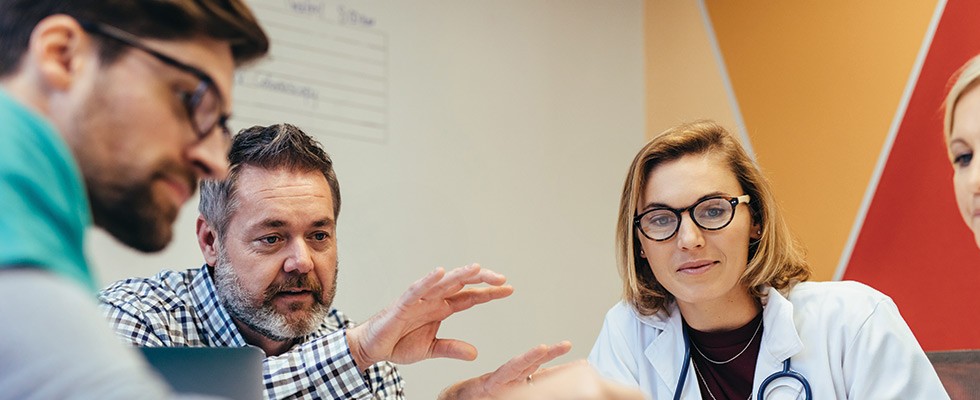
[
  {"xmin": 437, "ymin": 341, "xmax": 573, "ymax": 400},
  {"xmin": 346, "ymin": 264, "xmax": 513, "ymax": 370},
  {"xmin": 497, "ymin": 361, "xmax": 645, "ymax": 400}
]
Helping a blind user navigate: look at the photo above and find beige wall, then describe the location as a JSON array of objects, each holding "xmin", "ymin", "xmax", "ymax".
[{"xmin": 646, "ymin": 1, "xmax": 738, "ymax": 138}]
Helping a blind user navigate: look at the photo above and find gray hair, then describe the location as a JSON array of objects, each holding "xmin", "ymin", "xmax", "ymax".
[{"xmin": 199, "ymin": 123, "xmax": 341, "ymax": 238}]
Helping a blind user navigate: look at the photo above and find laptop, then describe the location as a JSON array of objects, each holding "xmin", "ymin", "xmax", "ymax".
[{"xmin": 139, "ymin": 346, "xmax": 264, "ymax": 400}]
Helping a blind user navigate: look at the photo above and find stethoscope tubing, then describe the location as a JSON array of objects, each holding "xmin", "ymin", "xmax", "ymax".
[{"xmin": 674, "ymin": 330, "xmax": 812, "ymax": 400}]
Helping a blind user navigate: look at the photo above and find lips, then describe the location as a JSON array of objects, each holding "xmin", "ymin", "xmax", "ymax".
[
  {"xmin": 157, "ymin": 169, "xmax": 198, "ymax": 207},
  {"xmin": 266, "ymin": 275, "xmax": 324, "ymax": 304},
  {"xmin": 276, "ymin": 286, "xmax": 318, "ymax": 298},
  {"xmin": 162, "ymin": 177, "xmax": 190, "ymax": 205},
  {"xmin": 676, "ymin": 259, "xmax": 717, "ymax": 273}
]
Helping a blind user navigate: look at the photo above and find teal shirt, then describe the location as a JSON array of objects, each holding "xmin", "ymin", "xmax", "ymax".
[{"xmin": 0, "ymin": 89, "xmax": 96, "ymax": 291}]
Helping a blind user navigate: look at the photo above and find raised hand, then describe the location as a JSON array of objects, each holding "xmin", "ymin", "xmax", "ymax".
[{"xmin": 346, "ymin": 264, "xmax": 513, "ymax": 370}]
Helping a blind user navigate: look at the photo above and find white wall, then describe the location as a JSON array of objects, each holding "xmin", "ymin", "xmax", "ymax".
[{"xmin": 87, "ymin": 1, "xmax": 644, "ymax": 398}]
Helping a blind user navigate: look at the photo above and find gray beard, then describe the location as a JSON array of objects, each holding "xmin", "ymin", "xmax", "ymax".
[{"xmin": 212, "ymin": 245, "xmax": 334, "ymax": 342}]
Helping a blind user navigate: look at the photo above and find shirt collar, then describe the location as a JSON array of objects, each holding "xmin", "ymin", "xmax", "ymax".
[{"xmin": 189, "ymin": 264, "xmax": 248, "ymax": 347}]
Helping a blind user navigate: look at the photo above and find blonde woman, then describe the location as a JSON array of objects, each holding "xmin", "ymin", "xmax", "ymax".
[
  {"xmin": 939, "ymin": 53, "xmax": 980, "ymax": 400},
  {"xmin": 589, "ymin": 121, "xmax": 947, "ymax": 399},
  {"xmin": 945, "ymin": 55, "xmax": 980, "ymax": 249}
]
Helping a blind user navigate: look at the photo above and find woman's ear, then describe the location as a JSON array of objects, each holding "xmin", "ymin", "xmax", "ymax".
[{"xmin": 750, "ymin": 221, "xmax": 762, "ymax": 240}]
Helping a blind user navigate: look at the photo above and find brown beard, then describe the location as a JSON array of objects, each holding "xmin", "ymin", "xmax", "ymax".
[{"xmin": 88, "ymin": 163, "xmax": 197, "ymax": 252}]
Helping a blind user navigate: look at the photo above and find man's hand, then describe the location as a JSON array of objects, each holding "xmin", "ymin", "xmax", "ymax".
[
  {"xmin": 437, "ymin": 341, "xmax": 573, "ymax": 400},
  {"xmin": 346, "ymin": 264, "xmax": 513, "ymax": 370},
  {"xmin": 497, "ymin": 361, "xmax": 645, "ymax": 400}
]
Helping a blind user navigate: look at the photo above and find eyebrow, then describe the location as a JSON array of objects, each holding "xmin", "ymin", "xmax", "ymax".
[
  {"xmin": 948, "ymin": 137, "xmax": 969, "ymax": 149},
  {"xmin": 251, "ymin": 218, "xmax": 335, "ymax": 231},
  {"xmin": 311, "ymin": 219, "xmax": 334, "ymax": 228},
  {"xmin": 640, "ymin": 191, "xmax": 730, "ymax": 212}
]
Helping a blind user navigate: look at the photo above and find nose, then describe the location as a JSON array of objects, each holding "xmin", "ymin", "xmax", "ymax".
[
  {"xmin": 283, "ymin": 241, "xmax": 315, "ymax": 274},
  {"xmin": 186, "ymin": 130, "xmax": 231, "ymax": 180},
  {"xmin": 675, "ymin": 214, "xmax": 705, "ymax": 250},
  {"xmin": 969, "ymin": 160, "xmax": 980, "ymax": 193}
]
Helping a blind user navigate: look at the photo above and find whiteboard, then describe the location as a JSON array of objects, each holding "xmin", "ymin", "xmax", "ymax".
[{"xmin": 87, "ymin": 1, "xmax": 643, "ymax": 397}]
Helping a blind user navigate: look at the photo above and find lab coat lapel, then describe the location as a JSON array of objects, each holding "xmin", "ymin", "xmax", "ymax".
[
  {"xmin": 643, "ymin": 305, "xmax": 701, "ymax": 400},
  {"xmin": 754, "ymin": 287, "xmax": 806, "ymax": 399}
]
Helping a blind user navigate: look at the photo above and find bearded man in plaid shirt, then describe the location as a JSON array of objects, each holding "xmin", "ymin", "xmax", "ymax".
[{"xmin": 98, "ymin": 123, "xmax": 572, "ymax": 399}]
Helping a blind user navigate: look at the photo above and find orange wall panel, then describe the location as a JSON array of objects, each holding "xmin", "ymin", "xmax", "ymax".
[{"xmin": 702, "ymin": 1, "xmax": 938, "ymax": 280}]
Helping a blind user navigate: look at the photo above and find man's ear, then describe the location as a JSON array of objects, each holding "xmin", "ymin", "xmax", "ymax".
[
  {"xmin": 28, "ymin": 15, "xmax": 94, "ymax": 92},
  {"xmin": 197, "ymin": 215, "xmax": 219, "ymax": 266}
]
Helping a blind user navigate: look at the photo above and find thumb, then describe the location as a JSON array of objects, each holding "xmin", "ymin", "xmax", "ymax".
[{"xmin": 430, "ymin": 338, "xmax": 478, "ymax": 361}]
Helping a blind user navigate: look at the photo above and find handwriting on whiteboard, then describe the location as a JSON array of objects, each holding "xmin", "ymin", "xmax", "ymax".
[
  {"xmin": 337, "ymin": 5, "xmax": 375, "ymax": 27},
  {"xmin": 232, "ymin": 0, "xmax": 387, "ymax": 143}
]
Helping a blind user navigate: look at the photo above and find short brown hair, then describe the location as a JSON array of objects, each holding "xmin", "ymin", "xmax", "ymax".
[
  {"xmin": 0, "ymin": 0, "xmax": 269, "ymax": 76},
  {"xmin": 617, "ymin": 120, "xmax": 810, "ymax": 316},
  {"xmin": 199, "ymin": 124, "xmax": 341, "ymax": 239}
]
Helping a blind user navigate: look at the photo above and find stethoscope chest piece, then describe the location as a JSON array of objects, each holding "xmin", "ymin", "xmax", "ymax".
[{"xmin": 755, "ymin": 359, "xmax": 812, "ymax": 400}]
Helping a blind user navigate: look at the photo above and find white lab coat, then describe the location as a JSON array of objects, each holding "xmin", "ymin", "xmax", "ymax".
[{"xmin": 588, "ymin": 281, "xmax": 949, "ymax": 399}]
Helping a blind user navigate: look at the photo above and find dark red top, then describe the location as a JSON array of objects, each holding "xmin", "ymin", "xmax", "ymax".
[{"xmin": 684, "ymin": 312, "xmax": 764, "ymax": 400}]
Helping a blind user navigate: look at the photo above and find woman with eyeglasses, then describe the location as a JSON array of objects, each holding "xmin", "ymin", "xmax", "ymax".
[{"xmin": 588, "ymin": 121, "xmax": 947, "ymax": 399}]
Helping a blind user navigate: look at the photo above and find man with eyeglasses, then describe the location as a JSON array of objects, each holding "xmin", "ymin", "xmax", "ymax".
[
  {"xmin": 0, "ymin": 1, "xmax": 640, "ymax": 399},
  {"xmin": 0, "ymin": 1, "xmax": 269, "ymax": 397},
  {"xmin": 0, "ymin": 3, "xmax": 541, "ymax": 399}
]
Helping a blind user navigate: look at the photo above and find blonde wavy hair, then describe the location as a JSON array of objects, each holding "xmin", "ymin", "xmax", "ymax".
[
  {"xmin": 944, "ymin": 54, "xmax": 980, "ymax": 139},
  {"xmin": 616, "ymin": 120, "xmax": 811, "ymax": 316}
]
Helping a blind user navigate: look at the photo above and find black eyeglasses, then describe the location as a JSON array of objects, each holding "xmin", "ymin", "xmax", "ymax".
[
  {"xmin": 79, "ymin": 21, "xmax": 231, "ymax": 141},
  {"xmin": 634, "ymin": 195, "xmax": 751, "ymax": 241}
]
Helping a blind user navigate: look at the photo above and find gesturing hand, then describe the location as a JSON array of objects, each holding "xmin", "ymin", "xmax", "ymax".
[
  {"xmin": 437, "ymin": 341, "xmax": 573, "ymax": 400},
  {"xmin": 346, "ymin": 264, "xmax": 513, "ymax": 370},
  {"xmin": 497, "ymin": 361, "xmax": 645, "ymax": 400}
]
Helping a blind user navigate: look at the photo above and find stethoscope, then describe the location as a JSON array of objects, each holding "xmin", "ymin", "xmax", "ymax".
[{"xmin": 673, "ymin": 328, "xmax": 812, "ymax": 400}]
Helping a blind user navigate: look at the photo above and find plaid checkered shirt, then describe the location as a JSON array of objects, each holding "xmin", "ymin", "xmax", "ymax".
[{"xmin": 98, "ymin": 264, "xmax": 405, "ymax": 399}]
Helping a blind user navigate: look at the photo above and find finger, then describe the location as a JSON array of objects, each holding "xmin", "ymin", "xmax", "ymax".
[
  {"xmin": 504, "ymin": 362, "xmax": 609, "ymax": 399},
  {"xmin": 531, "ymin": 358, "xmax": 588, "ymax": 381},
  {"xmin": 421, "ymin": 264, "xmax": 480, "ymax": 297},
  {"xmin": 399, "ymin": 267, "xmax": 447, "ymax": 305},
  {"xmin": 483, "ymin": 344, "xmax": 551, "ymax": 389},
  {"xmin": 467, "ymin": 267, "xmax": 507, "ymax": 286},
  {"xmin": 430, "ymin": 338, "xmax": 479, "ymax": 361},
  {"xmin": 425, "ymin": 264, "xmax": 507, "ymax": 298},
  {"xmin": 515, "ymin": 341, "xmax": 573, "ymax": 378},
  {"xmin": 489, "ymin": 341, "xmax": 575, "ymax": 388},
  {"xmin": 446, "ymin": 286, "xmax": 515, "ymax": 312}
]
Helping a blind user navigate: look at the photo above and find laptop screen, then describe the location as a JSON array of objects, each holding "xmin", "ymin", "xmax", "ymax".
[{"xmin": 140, "ymin": 346, "xmax": 264, "ymax": 400}]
